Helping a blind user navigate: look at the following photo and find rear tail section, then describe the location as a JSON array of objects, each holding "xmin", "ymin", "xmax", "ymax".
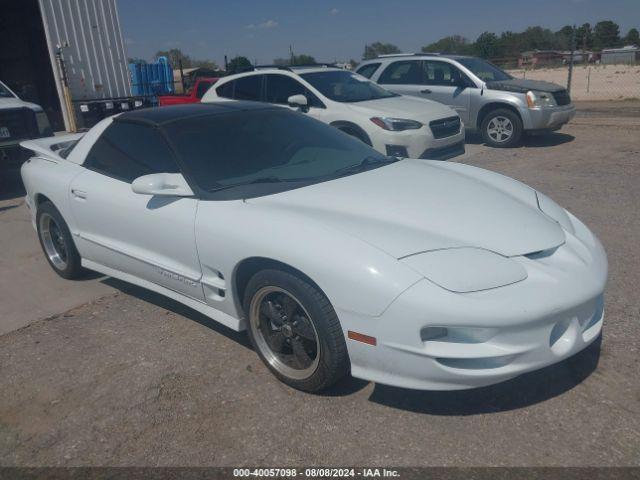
[{"xmin": 20, "ymin": 133, "xmax": 84, "ymax": 163}]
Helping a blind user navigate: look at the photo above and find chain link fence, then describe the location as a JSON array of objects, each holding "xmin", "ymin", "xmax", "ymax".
[{"xmin": 492, "ymin": 56, "xmax": 640, "ymax": 101}]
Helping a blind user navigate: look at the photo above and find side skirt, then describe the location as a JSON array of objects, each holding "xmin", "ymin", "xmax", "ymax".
[{"xmin": 82, "ymin": 259, "xmax": 245, "ymax": 332}]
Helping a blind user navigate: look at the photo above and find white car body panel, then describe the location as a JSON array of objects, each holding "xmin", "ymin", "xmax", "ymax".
[{"xmin": 20, "ymin": 109, "xmax": 607, "ymax": 391}]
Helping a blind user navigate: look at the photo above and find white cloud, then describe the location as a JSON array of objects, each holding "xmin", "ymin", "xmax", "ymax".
[
  {"xmin": 246, "ymin": 19, "xmax": 279, "ymax": 29},
  {"xmin": 329, "ymin": 8, "xmax": 339, "ymax": 15}
]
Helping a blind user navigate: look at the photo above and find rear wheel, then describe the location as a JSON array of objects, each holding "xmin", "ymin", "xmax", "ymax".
[
  {"xmin": 36, "ymin": 201, "xmax": 85, "ymax": 279},
  {"xmin": 481, "ymin": 108, "xmax": 523, "ymax": 148},
  {"xmin": 243, "ymin": 269, "xmax": 349, "ymax": 392}
]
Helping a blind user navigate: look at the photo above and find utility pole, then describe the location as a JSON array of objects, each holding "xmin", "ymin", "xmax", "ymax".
[
  {"xmin": 289, "ymin": 45, "xmax": 295, "ymax": 65},
  {"xmin": 567, "ymin": 25, "xmax": 576, "ymax": 93}
]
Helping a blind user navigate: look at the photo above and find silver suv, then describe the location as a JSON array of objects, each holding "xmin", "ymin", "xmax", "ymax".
[{"xmin": 357, "ymin": 54, "xmax": 576, "ymax": 148}]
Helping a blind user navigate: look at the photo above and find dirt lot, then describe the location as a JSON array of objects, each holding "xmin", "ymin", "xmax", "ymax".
[{"xmin": 0, "ymin": 102, "xmax": 639, "ymax": 467}]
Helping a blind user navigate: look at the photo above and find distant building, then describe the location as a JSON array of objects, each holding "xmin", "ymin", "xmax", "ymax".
[
  {"xmin": 334, "ymin": 62, "xmax": 353, "ymax": 70},
  {"xmin": 600, "ymin": 46, "xmax": 640, "ymax": 64},
  {"xmin": 518, "ymin": 50, "xmax": 564, "ymax": 68}
]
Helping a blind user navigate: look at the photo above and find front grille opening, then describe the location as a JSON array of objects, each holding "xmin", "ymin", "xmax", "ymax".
[
  {"xmin": 552, "ymin": 90, "xmax": 571, "ymax": 106},
  {"xmin": 436, "ymin": 355, "xmax": 515, "ymax": 370},
  {"xmin": 429, "ymin": 116, "xmax": 461, "ymax": 139}
]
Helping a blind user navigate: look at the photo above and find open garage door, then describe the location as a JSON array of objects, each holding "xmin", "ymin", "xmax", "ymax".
[{"xmin": 0, "ymin": 0, "xmax": 64, "ymax": 131}]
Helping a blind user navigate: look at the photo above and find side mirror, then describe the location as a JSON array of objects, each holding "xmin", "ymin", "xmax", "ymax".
[
  {"xmin": 131, "ymin": 173, "xmax": 194, "ymax": 197},
  {"xmin": 287, "ymin": 94, "xmax": 308, "ymax": 111}
]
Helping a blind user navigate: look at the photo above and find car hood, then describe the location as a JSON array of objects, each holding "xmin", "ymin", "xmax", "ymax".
[
  {"xmin": 248, "ymin": 159, "xmax": 565, "ymax": 259},
  {"xmin": 0, "ymin": 97, "xmax": 43, "ymax": 112},
  {"xmin": 486, "ymin": 78, "xmax": 565, "ymax": 94},
  {"xmin": 344, "ymin": 95, "xmax": 459, "ymax": 123}
]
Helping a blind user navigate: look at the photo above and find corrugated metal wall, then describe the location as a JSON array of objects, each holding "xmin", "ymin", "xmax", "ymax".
[{"xmin": 38, "ymin": 0, "xmax": 132, "ymax": 101}]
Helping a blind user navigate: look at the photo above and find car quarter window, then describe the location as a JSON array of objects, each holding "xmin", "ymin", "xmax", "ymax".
[
  {"xmin": 264, "ymin": 74, "xmax": 323, "ymax": 107},
  {"xmin": 378, "ymin": 60, "xmax": 425, "ymax": 84},
  {"xmin": 216, "ymin": 80, "xmax": 234, "ymax": 99},
  {"xmin": 232, "ymin": 75, "xmax": 262, "ymax": 101},
  {"xmin": 84, "ymin": 122, "xmax": 179, "ymax": 183},
  {"xmin": 356, "ymin": 63, "xmax": 381, "ymax": 79}
]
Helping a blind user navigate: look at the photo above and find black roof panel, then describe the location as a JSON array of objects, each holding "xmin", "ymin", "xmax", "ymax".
[{"xmin": 116, "ymin": 101, "xmax": 275, "ymax": 126}]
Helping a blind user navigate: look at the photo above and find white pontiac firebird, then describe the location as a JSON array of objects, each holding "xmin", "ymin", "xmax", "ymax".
[{"xmin": 21, "ymin": 102, "xmax": 607, "ymax": 392}]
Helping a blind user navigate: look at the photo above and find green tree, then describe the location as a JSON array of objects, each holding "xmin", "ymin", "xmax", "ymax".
[
  {"xmin": 226, "ymin": 56, "xmax": 253, "ymax": 73},
  {"xmin": 474, "ymin": 32, "xmax": 502, "ymax": 59},
  {"xmin": 363, "ymin": 42, "xmax": 401, "ymax": 60},
  {"xmin": 155, "ymin": 48, "xmax": 193, "ymax": 68},
  {"xmin": 625, "ymin": 28, "xmax": 640, "ymax": 46},
  {"xmin": 291, "ymin": 54, "xmax": 317, "ymax": 65},
  {"xmin": 422, "ymin": 35, "xmax": 472, "ymax": 54},
  {"xmin": 272, "ymin": 54, "xmax": 317, "ymax": 66},
  {"xmin": 576, "ymin": 23, "xmax": 593, "ymax": 50},
  {"xmin": 154, "ymin": 49, "xmax": 217, "ymax": 70},
  {"xmin": 593, "ymin": 20, "xmax": 621, "ymax": 49},
  {"xmin": 127, "ymin": 57, "xmax": 147, "ymax": 64},
  {"xmin": 191, "ymin": 59, "xmax": 219, "ymax": 70}
]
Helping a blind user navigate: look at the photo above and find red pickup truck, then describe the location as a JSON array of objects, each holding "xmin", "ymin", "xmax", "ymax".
[{"xmin": 158, "ymin": 77, "xmax": 218, "ymax": 106}]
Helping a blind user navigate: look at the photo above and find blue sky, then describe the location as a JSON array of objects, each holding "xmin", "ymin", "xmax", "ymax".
[{"xmin": 118, "ymin": 0, "xmax": 640, "ymax": 66}]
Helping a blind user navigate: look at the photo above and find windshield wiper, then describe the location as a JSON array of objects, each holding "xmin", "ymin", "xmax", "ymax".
[
  {"xmin": 330, "ymin": 155, "xmax": 399, "ymax": 178},
  {"xmin": 208, "ymin": 176, "xmax": 303, "ymax": 193}
]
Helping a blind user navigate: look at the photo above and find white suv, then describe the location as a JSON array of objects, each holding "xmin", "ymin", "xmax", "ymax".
[{"xmin": 201, "ymin": 66, "xmax": 465, "ymax": 160}]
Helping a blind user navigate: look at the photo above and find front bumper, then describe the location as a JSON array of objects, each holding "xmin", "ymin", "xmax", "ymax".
[
  {"xmin": 371, "ymin": 123, "xmax": 466, "ymax": 160},
  {"xmin": 341, "ymin": 214, "xmax": 607, "ymax": 390},
  {"xmin": 521, "ymin": 104, "xmax": 576, "ymax": 131}
]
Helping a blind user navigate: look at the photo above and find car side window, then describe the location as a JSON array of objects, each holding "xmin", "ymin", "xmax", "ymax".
[
  {"xmin": 216, "ymin": 80, "xmax": 234, "ymax": 99},
  {"xmin": 264, "ymin": 74, "xmax": 323, "ymax": 108},
  {"xmin": 423, "ymin": 61, "xmax": 469, "ymax": 87},
  {"xmin": 356, "ymin": 63, "xmax": 381, "ymax": 79},
  {"xmin": 233, "ymin": 75, "xmax": 262, "ymax": 101},
  {"xmin": 378, "ymin": 60, "xmax": 424, "ymax": 84},
  {"xmin": 84, "ymin": 122, "xmax": 179, "ymax": 183}
]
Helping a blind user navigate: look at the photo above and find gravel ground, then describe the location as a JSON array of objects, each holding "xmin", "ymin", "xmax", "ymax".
[{"xmin": 0, "ymin": 102, "xmax": 639, "ymax": 467}]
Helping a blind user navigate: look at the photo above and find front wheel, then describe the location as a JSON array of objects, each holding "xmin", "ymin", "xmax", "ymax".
[
  {"xmin": 243, "ymin": 269, "xmax": 349, "ymax": 392},
  {"xmin": 481, "ymin": 109, "xmax": 523, "ymax": 148}
]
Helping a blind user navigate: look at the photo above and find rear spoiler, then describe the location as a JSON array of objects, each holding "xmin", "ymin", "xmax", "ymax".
[{"xmin": 21, "ymin": 133, "xmax": 85, "ymax": 162}]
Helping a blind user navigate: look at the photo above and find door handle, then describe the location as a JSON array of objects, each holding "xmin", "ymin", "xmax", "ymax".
[
  {"xmin": 420, "ymin": 89, "xmax": 432, "ymax": 94},
  {"xmin": 71, "ymin": 189, "xmax": 87, "ymax": 200}
]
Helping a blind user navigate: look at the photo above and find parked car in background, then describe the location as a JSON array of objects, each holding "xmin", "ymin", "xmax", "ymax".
[
  {"xmin": 202, "ymin": 66, "xmax": 465, "ymax": 160},
  {"xmin": 357, "ymin": 54, "xmax": 576, "ymax": 148},
  {"xmin": 21, "ymin": 103, "xmax": 606, "ymax": 392},
  {"xmin": 158, "ymin": 77, "xmax": 218, "ymax": 106},
  {"xmin": 0, "ymin": 80, "xmax": 53, "ymax": 169}
]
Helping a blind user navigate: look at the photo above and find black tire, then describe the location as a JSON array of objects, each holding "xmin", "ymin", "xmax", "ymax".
[
  {"xmin": 480, "ymin": 108, "xmax": 523, "ymax": 148},
  {"xmin": 36, "ymin": 201, "xmax": 85, "ymax": 279},
  {"xmin": 243, "ymin": 269, "xmax": 349, "ymax": 392}
]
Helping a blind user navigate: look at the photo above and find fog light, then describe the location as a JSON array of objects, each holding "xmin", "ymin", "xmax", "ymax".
[
  {"xmin": 105, "ymin": 102, "xmax": 114, "ymax": 110},
  {"xmin": 385, "ymin": 145, "xmax": 408, "ymax": 157},
  {"xmin": 120, "ymin": 102, "xmax": 129, "ymax": 110},
  {"xmin": 79, "ymin": 104, "xmax": 89, "ymax": 112},
  {"xmin": 134, "ymin": 100, "xmax": 143, "ymax": 108}
]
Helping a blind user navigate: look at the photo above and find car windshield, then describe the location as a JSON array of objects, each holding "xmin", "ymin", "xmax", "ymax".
[
  {"xmin": 300, "ymin": 70, "xmax": 398, "ymax": 103},
  {"xmin": 0, "ymin": 82, "xmax": 15, "ymax": 98},
  {"xmin": 163, "ymin": 109, "xmax": 395, "ymax": 196},
  {"xmin": 457, "ymin": 58, "xmax": 513, "ymax": 82}
]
